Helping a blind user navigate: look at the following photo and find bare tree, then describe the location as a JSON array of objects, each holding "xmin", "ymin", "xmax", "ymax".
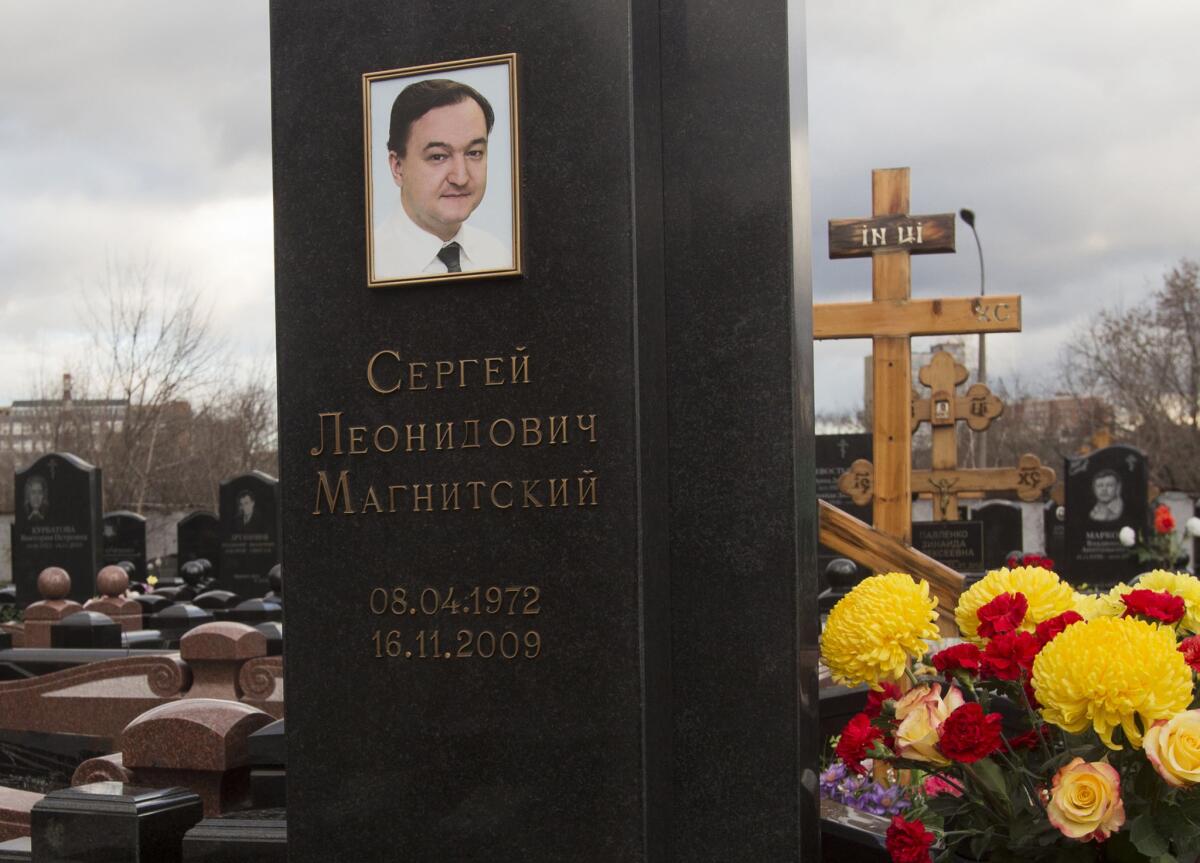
[{"xmin": 1061, "ymin": 259, "xmax": 1200, "ymax": 490}]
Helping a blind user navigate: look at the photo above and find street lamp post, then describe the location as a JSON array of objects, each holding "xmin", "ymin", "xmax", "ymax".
[{"xmin": 960, "ymin": 208, "xmax": 986, "ymax": 467}]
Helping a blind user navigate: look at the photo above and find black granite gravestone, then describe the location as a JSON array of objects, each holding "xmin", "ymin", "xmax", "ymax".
[
  {"xmin": 912, "ymin": 520, "xmax": 985, "ymax": 572},
  {"xmin": 31, "ymin": 783, "xmax": 203, "ymax": 863},
  {"xmin": 1064, "ymin": 444, "xmax": 1148, "ymax": 586},
  {"xmin": 971, "ymin": 501, "xmax": 1024, "ymax": 570},
  {"xmin": 217, "ymin": 473, "xmax": 280, "ymax": 598},
  {"xmin": 270, "ymin": 1, "xmax": 817, "ymax": 860},
  {"xmin": 815, "ymin": 433, "xmax": 872, "ymax": 584},
  {"xmin": 12, "ymin": 453, "xmax": 103, "ymax": 606},
  {"xmin": 177, "ymin": 511, "xmax": 221, "ymax": 581},
  {"xmin": 102, "ymin": 511, "xmax": 148, "ymax": 583},
  {"xmin": 1045, "ymin": 500, "xmax": 1066, "ymax": 570}
]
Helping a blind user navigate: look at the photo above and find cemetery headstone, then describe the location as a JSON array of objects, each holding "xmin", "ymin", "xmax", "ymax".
[
  {"xmin": 816, "ymin": 434, "xmax": 872, "ymax": 584},
  {"xmin": 102, "ymin": 511, "xmax": 148, "ymax": 583},
  {"xmin": 217, "ymin": 473, "xmax": 280, "ymax": 598},
  {"xmin": 270, "ymin": 2, "xmax": 818, "ymax": 860},
  {"xmin": 177, "ymin": 512, "xmax": 221, "ymax": 581},
  {"xmin": 12, "ymin": 453, "xmax": 103, "ymax": 605},
  {"xmin": 912, "ymin": 520, "xmax": 985, "ymax": 572},
  {"xmin": 971, "ymin": 501, "xmax": 1024, "ymax": 571},
  {"xmin": 31, "ymin": 783, "xmax": 203, "ymax": 863},
  {"xmin": 1064, "ymin": 444, "xmax": 1149, "ymax": 586},
  {"xmin": 1045, "ymin": 501, "xmax": 1066, "ymax": 569}
]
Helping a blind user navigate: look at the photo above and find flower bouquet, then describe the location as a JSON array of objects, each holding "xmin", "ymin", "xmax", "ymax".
[
  {"xmin": 821, "ymin": 567, "xmax": 1200, "ymax": 862},
  {"xmin": 1118, "ymin": 505, "xmax": 1200, "ymax": 572}
]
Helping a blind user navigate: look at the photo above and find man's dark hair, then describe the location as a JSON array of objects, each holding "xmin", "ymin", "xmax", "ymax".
[
  {"xmin": 387, "ymin": 78, "xmax": 495, "ymax": 157},
  {"xmin": 1093, "ymin": 469, "xmax": 1121, "ymax": 487}
]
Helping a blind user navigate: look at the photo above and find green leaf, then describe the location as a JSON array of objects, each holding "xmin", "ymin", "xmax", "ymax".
[
  {"xmin": 1131, "ymin": 813, "xmax": 1171, "ymax": 858},
  {"xmin": 970, "ymin": 758, "xmax": 1008, "ymax": 797}
]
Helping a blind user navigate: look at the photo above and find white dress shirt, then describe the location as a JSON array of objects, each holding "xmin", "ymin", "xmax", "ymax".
[{"xmin": 374, "ymin": 204, "xmax": 511, "ymax": 280}]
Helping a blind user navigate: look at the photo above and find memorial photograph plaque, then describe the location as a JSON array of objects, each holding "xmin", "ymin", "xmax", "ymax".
[{"xmin": 364, "ymin": 54, "xmax": 521, "ymax": 287}]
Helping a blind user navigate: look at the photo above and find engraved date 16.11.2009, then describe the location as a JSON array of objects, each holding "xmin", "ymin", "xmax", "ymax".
[{"xmin": 367, "ymin": 585, "xmax": 542, "ymax": 660}]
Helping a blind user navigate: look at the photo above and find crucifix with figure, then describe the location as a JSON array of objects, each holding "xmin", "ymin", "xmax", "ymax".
[{"xmin": 815, "ymin": 167, "xmax": 1022, "ymax": 544}]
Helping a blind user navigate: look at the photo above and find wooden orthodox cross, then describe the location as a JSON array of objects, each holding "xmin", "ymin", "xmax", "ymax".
[
  {"xmin": 815, "ymin": 168, "xmax": 1022, "ymax": 543},
  {"xmin": 840, "ymin": 350, "xmax": 1057, "ymax": 521}
]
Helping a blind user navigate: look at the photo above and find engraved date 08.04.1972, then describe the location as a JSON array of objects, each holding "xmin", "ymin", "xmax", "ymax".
[{"xmin": 368, "ymin": 585, "xmax": 542, "ymax": 660}]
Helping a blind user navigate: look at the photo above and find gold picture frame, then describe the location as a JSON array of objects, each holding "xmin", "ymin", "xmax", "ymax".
[{"xmin": 363, "ymin": 53, "xmax": 522, "ymax": 287}]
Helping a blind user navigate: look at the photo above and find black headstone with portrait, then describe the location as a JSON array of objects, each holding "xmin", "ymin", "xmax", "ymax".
[
  {"xmin": 12, "ymin": 453, "xmax": 103, "ymax": 606},
  {"xmin": 912, "ymin": 520, "xmax": 985, "ymax": 573},
  {"xmin": 217, "ymin": 473, "xmax": 280, "ymax": 598},
  {"xmin": 177, "ymin": 511, "xmax": 221, "ymax": 579},
  {"xmin": 270, "ymin": 1, "xmax": 817, "ymax": 861},
  {"xmin": 971, "ymin": 501, "xmax": 1024, "ymax": 570},
  {"xmin": 102, "ymin": 510, "xmax": 148, "ymax": 583},
  {"xmin": 815, "ymin": 433, "xmax": 871, "ymax": 585},
  {"xmin": 1064, "ymin": 444, "xmax": 1149, "ymax": 586}
]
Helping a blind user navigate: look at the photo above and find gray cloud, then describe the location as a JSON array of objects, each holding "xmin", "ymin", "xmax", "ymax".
[{"xmin": 0, "ymin": 3, "xmax": 1197, "ymax": 419}]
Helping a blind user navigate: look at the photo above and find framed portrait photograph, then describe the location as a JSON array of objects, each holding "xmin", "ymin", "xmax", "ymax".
[{"xmin": 363, "ymin": 54, "xmax": 522, "ymax": 287}]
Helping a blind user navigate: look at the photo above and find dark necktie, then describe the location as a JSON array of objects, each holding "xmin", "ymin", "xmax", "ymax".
[{"xmin": 437, "ymin": 242, "xmax": 462, "ymax": 273}]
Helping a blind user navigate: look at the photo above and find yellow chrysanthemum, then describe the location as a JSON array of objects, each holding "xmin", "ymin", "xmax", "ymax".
[
  {"xmin": 954, "ymin": 566, "xmax": 1075, "ymax": 641},
  {"xmin": 1072, "ymin": 591, "xmax": 1116, "ymax": 621},
  {"xmin": 1032, "ymin": 616, "xmax": 1193, "ymax": 750},
  {"xmin": 1109, "ymin": 571, "xmax": 1200, "ymax": 633},
  {"xmin": 822, "ymin": 572, "xmax": 939, "ymax": 688}
]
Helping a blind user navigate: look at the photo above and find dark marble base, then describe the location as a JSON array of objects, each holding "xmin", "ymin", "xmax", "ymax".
[
  {"xmin": 31, "ymin": 783, "xmax": 203, "ymax": 863},
  {"xmin": 182, "ymin": 808, "xmax": 286, "ymax": 862}
]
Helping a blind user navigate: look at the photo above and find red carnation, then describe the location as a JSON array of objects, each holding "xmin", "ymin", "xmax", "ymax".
[
  {"xmin": 1121, "ymin": 589, "xmax": 1185, "ymax": 625},
  {"xmin": 1039, "ymin": 556, "xmax": 1055, "ymax": 570},
  {"xmin": 886, "ymin": 816, "xmax": 935, "ymax": 863},
  {"xmin": 976, "ymin": 592, "xmax": 1029, "ymax": 639},
  {"xmin": 1179, "ymin": 635, "xmax": 1200, "ymax": 673},
  {"xmin": 865, "ymin": 680, "xmax": 903, "ymax": 718},
  {"xmin": 1006, "ymin": 554, "xmax": 1021, "ymax": 569},
  {"xmin": 981, "ymin": 631, "xmax": 1040, "ymax": 681},
  {"xmin": 938, "ymin": 702, "xmax": 1003, "ymax": 763},
  {"xmin": 1008, "ymin": 725, "xmax": 1051, "ymax": 751},
  {"xmin": 930, "ymin": 643, "xmax": 983, "ymax": 674},
  {"xmin": 1155, "ymin": 504, "xmax": 1176, "ymax": 535},
  {"xmin": 1035, "ymin": 610, "xmax": 1084, "ymax": 647},
  {"xmin": 836, "ymin": 712, "xmax": 883, "ymax": 775}
]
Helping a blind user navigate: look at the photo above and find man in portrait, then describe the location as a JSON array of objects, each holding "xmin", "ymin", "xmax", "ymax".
[
  {"xmin": 374, "ymin": 78, "xmax": 511, "ymax": 279},
  {"xmin": 1088, "ymin": 469, "xmax": 1124, "ymax": 522},
  {"xmin": 234, "ymin": 489, "xmax": 263, "ymax": 533},
  {"xmin": 23, "ymin": 475, "xmax": 48, "ymax": 522}
]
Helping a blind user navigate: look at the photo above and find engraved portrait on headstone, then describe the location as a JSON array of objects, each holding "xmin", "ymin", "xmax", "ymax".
[
  {"xmin": 23, "ymin": 474, "xmax": 49, "ymax": 522},
  {"xmin": 1088, "ymin": 469, "xmax": 1123, "ymax": 522}
]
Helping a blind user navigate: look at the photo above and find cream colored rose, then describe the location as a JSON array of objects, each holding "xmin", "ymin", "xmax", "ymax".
[
  {"xmin": 893, "ymin": 684, "xmax": 964, "ymax": 766},
  {"xmin": 1046, "ymin": 758, "xmax": 1125, "ymax": 841},
  {"xmin": 1144, "ymin": 710, "xmax": 1200, "ymax": 787}
]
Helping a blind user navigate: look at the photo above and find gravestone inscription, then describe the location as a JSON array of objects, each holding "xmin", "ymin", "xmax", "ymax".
[
  {"xmin": 217, "ymin": 473, "xmax": 280, "ymax": 598},
  {"xmin": 1064, "ymin": 444, "xmax": 1148, "ymax": 586},
  {"xmin": 270, "ymin": 1, "xmax": 817, "ymax": 860},
  {"xmin": 12, "ymin": 453, "xmax": 103, "ymax": 605},
  {"xmin": 912, "ymin": 520, "xmax": 985, "ymax": 572},
  {"xmin": 102, "ymin": 511, "xmax": 148, "ymax": 583}
]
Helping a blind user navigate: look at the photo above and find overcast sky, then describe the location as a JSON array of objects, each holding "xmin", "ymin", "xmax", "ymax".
[{"xmin": 1, "ymin": 3, "xmax": 1198, "ymax": 415}]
